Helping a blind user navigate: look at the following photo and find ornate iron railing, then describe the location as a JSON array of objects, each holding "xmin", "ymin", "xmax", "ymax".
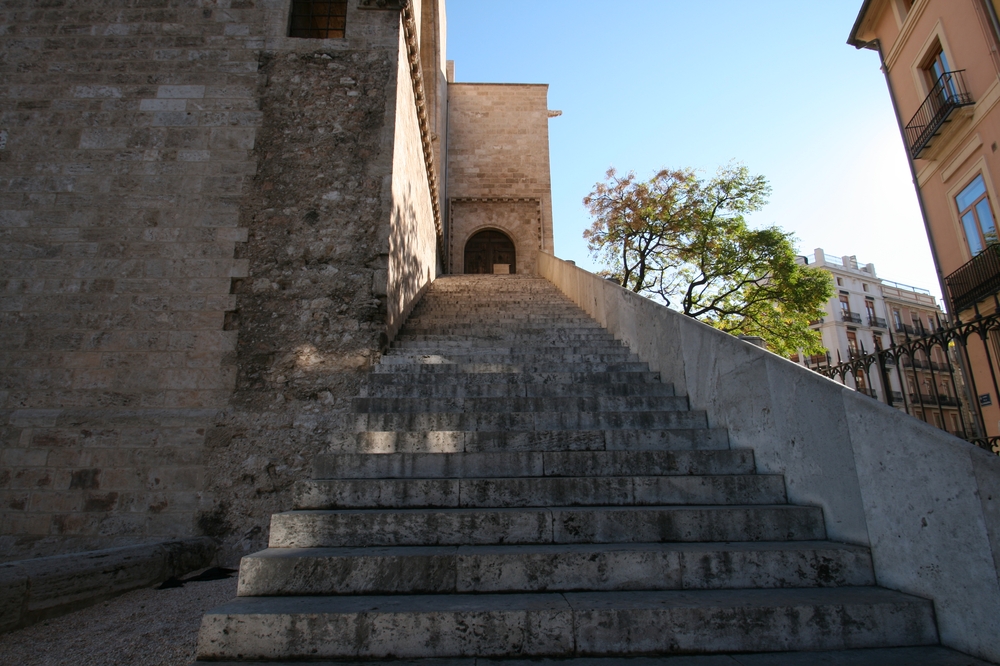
[
  {"xmin": 869, "ymin": 316, "xmax": 887, "ymax": 328},
  {"xmin": 905, "ymin": 70, "xmax": 974, "ymax": 159},
  {"xmin": 808, "ymin": 308, "xmax": 1000, "ymax": 455},
  {"xmin": 842, "ymin": 311, "xmax": 862, "ymax": 324},
  {"xmin": 946, "ymin": 243, "xmax": 1000, "ymax": 314}
]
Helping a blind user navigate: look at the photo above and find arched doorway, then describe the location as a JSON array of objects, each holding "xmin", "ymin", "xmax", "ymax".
[{"xmin": 464, "ymin": 229, "xmax": 516, "ymax": 274}]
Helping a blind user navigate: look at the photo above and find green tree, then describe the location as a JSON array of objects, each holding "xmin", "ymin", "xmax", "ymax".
[{"xmin": 583, "ymin": 163, "xmax": 832, "ymax": 356}]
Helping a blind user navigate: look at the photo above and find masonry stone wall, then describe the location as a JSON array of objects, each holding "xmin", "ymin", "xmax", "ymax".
[
  {"xmin": 446, "ymin": 83, "xmax": 553, "ymax": 274},
  {"xmin": 0, "ymin": 0, "xmax": 440, "ymax": 564}
]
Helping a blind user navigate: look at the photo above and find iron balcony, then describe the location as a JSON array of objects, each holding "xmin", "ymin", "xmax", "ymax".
[
  {"xmin": 841, "ymin": 311, "xmax": 862, "ymax": 324},
  {"xmin": 868, "ymin": 316, "xmax": 887, "ymax": 328},
  {"xmin": 905, "ymin": 70, "xmax": 974, "ymax": 160},
  {"xmin": 945, "ymin": 243, "xmax": 1000, "ymax": 314}
]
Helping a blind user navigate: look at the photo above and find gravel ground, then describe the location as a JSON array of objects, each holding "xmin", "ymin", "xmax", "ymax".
[{"xmin": 0, "ymin": 575, "xmax": 238, "ymax": 666}]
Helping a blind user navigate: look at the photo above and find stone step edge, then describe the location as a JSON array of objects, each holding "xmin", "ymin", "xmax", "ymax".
[{"xmin": 196, "ymin": 587, "xmax": 938, "ymax": 661}]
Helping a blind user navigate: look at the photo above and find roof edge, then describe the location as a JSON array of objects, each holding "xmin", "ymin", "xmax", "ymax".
[{"xmin": 848, "ymin": 0, "xmax": 875, "ymax": 48}]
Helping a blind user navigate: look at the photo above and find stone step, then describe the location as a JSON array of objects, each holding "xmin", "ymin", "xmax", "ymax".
[
  {"xmin": 268, "ymin": 505, "xmax": 825, "ymax": 548},
  {"xmin": 312, "ymin": 450, "xmax": 755, "ymax": 480},
  {"xmin": 396, "ymin": 333, "xmax": 618, "ymax": 342},
  {"xmin": 352, "ymin": 395, "xmax": 688, "ymax": 414},
  {"xmin": 391, "ymin": 341, "xmax": 628, "ymax": 353},
  {"xmin": 380, "ymin": 353, "xmax": 641, "ymax": 365},
  {"xmin": 237, "ymin": 541, "xmax": 876, "ymax": 596},
  {"xmin": 293, "ymin": 475, "xmax": 787, "ymax": 509},
  {"xmin": 196, "ymin": 588, "xmax": 936, "ymax": 661},
  {"xmin": 401, "ymin": 325, "xmax": 606, "ymax": 334},
  {"xmin": 326, "ymin": 428, "xmax": 731, "ymax": 454},
  {"xmin": 350, "ymin": 410, "xmax": 708, "ymax": 432},
  {"xmin": 372, "ymin": 362, "xmax": 654, "ymax": 374},
  {"xmin": 196, "ymin": 647, "xmax": 995, "ymax": 666},
  {"xmin": 360, "ymin": 381, "xmax": 677, "ymax": 399},
  {"xmin": 365, "ymin": 371, "xmax": 665, "ymax": 386}
]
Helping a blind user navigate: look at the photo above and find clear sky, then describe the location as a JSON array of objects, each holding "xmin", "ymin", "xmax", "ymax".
[{"xmin": 445, "ymin": 0, "xmax": 943, "ymax": 300}]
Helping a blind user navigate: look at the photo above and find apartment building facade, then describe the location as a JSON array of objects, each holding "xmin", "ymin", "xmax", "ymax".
[
  {"xmin": 849, "ymin": 0, "xmax": 1000, "ymax": 437},
  {"xmin": 793, "ymin": 249, "xmax": 969, "ymax": 436}
]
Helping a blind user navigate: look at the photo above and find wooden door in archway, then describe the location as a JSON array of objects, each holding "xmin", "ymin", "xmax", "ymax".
[{"xmin": 464, "ymin": 230, "xmax": 516, "ymax": 274}]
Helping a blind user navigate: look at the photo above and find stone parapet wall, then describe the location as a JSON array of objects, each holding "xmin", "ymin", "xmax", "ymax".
[{"xmin": 539, "ymin": 250, "xmax": 1000, "ymax": 664}]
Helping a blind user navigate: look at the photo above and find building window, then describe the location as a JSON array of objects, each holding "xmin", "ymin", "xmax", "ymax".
[
  {"xmin": 865, "ymin": 299, "xmax": 876, "ymax": 321},
  {"xmin": 847, "ymin": 330, "xmax": 859, "ymax": 355},
  {"xmin": 839, "ymin": 294, "xmax": 851, "ymax": 314},
  {"xmin": 923, "ymin": 44, "xmax": 952, "ymax": 89},
  {"xmin": 893, "ymin": 308, "xmax": 903, "ymax": 330},
  {"xmin": 837, "ymin": 277, "xmax": 844, "ymax": 286},
  {"xmin": 862, "ymin": 283, "xmax": 869, "ymax": 292},
  {"xmin": 289, "ymin": 1, "xmax": 348, "ymax": 39},
  {"xmin": 957, "ymin": 174, "xmax": 997, "ymax": 255}
]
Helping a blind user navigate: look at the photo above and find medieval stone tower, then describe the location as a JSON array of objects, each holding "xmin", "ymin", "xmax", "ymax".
[{"xmin": 0, "ymin": 0, "xmax": 554, "ymax": 563}]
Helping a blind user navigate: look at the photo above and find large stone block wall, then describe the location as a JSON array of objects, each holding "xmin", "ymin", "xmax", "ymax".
[
  {"xmin": 0, "ymin": 1, "xmax": 438, "ymax": 563},
  {"xmin": 446, "ymin": 83, "xmax": 553, "ymax": 274}
]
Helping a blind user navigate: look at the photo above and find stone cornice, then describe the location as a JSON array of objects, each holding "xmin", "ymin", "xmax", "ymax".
[{"xmin": 398, "ymin": 1, "xmax": 444, "ymax": 254}]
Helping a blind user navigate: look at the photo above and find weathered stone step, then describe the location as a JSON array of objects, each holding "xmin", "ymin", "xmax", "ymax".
[
  {"xmin": 326, "ymin": 428, "xmax": 731, "ymax": 454},
  {"xmin": 372, "ymin": 362, "xmax": 653, "ymax": 374},
  {"xmin": 268, "ymin": 505, "xmax": 825, "ymax": 548},
  {"xmin": 365, "ymin": 371, "xmax": 665, "ymax": 386},
  {"xmin": 196, "ymin": 587, "xmax": 936, "ymax": 661},
  {"xmin": 237, "ymin": 541, "xmax": 876, "ymax": 596},
  {"xmin": 396, "ymin": 332, "xmax": 617, "ymax": 342},
  {"xmin": 391, "ymin": 341, "xmax": 627, "ymax": 353},
  {"xmin": 351, "ymin": 409, "xmax": 708, "ymax": 432},
  {"xmin": 401, "ymin": 324, "xmax": 606, "ymax": 334},
  {"xmin": 312, "ymin": 449, "xmax": 753, "ymax": 480},
  {"xmin": 352, "ymin": 395, "xmax": 688, "ymax": 414},
  {"xmin": 293, "ymin": 474, "xmax": 787, "ymax": 509},
  {"xmin": 360, "ymin": 381, "xmax": 677, "ymax": 399},
  {"xmin": 197, "ymin": 647, "xmax": 994, "ymax": 666},
  {"xmin": 380, "ymin": 353, "xmax": 640, "ymax": 365}
]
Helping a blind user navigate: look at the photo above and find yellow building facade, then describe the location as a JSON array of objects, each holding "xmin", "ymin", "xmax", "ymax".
[{"xmin": 851, "ymin": 0, "xmax": 1000, "ymax": 438}]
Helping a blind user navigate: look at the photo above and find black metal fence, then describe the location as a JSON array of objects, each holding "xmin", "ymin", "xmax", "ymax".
[{"xmin": 808, "ymin": 308, "xmax": 1000, "ymax": 455}]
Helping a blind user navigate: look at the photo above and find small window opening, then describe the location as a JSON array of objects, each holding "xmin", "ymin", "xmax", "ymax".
[{"xmin": 289, "ymin": 1, "xmax": 348, "ymax": 39}]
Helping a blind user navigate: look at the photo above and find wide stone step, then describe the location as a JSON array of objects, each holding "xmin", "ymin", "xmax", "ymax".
[
  {"xmin": 237, "ymin": 541, "xmax": 876, "ymax": 596},
  {"xmin": 381, "ymin": 351, "xmax": 649, "ymax": 369},
  {"xmin": 293, "ymin": 475, "xmax": 787, "ymax": 509},
  {"xmin": 401, "ymin": 325, "xmax": 607, "ymax": 335},
  {"xmin": 396, "ymin": 332, "xmax": 618, "ymax": 343},
  {"xmin": 365, "ymin": 371, "xmax": 665, "ymax": 386},
  {"xmin": 352, "ymin": 396, "xmax": 688, "ymax": 414},
  {"xmin": 312, "ymin": 450, "xmax": 755, "ymax": 480},
  {"xmin": 360, "ymin": 381, "xmax": 677, "ymax": 399},
  {"xmin": 351, "ymin": 410, "xmax": 708, "ymax": 432},
  {"xmin": 372, "ymin": 362, "xmax": 653, "ymax": 374},
  {"xmin": 196, "ymin": 588, "xmax": 936, "ymax": 661},
  {"xmin": 268, "ymin": 505, "xmax": 825, "ymax": 548},
  {"xmin": 391, "ymin": 341, "xmax": 628, "ymax": 353},
  {"xmin": 195, "ymin": 648, "xmax": 997, "ymax": 666},
  {"xmin": 326, "ymin": 428, "xmax": 731, "ymax": 453}
]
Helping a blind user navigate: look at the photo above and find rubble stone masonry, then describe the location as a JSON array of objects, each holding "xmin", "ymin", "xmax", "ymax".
[{"xmin": 0, "ymin": 1, "xmax": 434, "ymax": 563}]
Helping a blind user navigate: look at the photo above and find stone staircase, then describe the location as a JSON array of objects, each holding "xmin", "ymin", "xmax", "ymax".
[{"xmin": 196, "ymin": 274, "xmax": 946, "ymax": 663}]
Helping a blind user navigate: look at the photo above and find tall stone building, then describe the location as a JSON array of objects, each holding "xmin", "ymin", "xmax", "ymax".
[{"xmin": 0, "ymin": 0, "xmax": 555, "ymax": 562}]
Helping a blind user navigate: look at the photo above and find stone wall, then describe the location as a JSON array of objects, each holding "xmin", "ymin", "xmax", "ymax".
[
  {"xmin": 0, "ymin": 0, "xmax": 441, "ymax": 564},
  {"xmin": 446, "ymin": 83, "xmax": 553, "ymax": 274}
]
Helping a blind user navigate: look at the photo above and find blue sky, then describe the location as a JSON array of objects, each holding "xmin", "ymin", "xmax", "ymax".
[{"xmin": 445, "ymin": 1, "xmax": 941, "ymax": 299}]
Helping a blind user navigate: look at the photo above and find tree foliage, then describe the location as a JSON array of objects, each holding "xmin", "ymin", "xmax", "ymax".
[{"xmin": 583, "ymin": 163, "xmax": 832, "ymax": 356}]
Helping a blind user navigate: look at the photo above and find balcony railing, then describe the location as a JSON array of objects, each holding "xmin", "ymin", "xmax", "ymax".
[
  {"xmin": 894, "ymin": 323, "xmax": 915, "ymax": 335},
  {"xmin": 841, "ymin": 311, "xmax": 862, "ymax": 324},
  {"xmin": 868, "ymin": 316, "xmax": 887, "ymax": 328},
  {"xmin": 905, "ymin": 70, "xmax": 974, "ymax": 159},
  {"xmin": 945, "ymin": 243, "xmax": 1000, "ymax": 314}
]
